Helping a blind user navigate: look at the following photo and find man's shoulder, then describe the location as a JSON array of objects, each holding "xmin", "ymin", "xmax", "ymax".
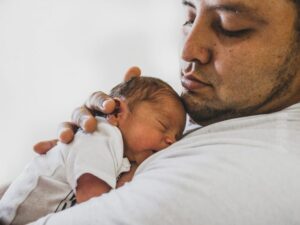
[{"xmin": 139, "ymin": 102, "xmax": 300, "ymax": 172}]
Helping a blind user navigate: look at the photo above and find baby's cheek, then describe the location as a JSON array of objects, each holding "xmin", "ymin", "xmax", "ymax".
[{"xmin": 133, "ymin": 131, "xmax": 162, "ymax": 153}]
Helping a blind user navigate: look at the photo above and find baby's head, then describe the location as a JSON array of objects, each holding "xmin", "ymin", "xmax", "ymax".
[{"xmin": 107, "ymin": 76, "xmax": 186, "ymax": 165}]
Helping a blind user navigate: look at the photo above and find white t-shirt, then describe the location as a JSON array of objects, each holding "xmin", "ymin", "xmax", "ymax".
[
  {"xmin": 29, "ymin": 102, "xmax": 300, "ymax": 225},
  {"xmin": 0, "ymin": 118, "xmax": 130, "ymax": 225}
]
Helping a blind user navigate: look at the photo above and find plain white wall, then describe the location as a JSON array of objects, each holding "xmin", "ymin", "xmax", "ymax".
[{"xmin": 0, "ymin": 0, "xmax": 183, "ymax": 185}]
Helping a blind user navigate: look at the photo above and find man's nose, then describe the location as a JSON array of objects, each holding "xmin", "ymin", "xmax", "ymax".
[{"xmin": 181, "ymin": 20, "xmax": 212, "ymax": 65}]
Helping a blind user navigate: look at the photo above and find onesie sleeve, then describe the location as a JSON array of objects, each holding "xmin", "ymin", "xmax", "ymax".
[{"xmin": 64, "ymin": 118, "xmax": 130, "ymax": 190}]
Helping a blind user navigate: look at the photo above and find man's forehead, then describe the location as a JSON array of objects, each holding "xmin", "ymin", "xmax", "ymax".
[{"xmin": 182, "ymin": 0, "xmax": 285, "ymax": 11}]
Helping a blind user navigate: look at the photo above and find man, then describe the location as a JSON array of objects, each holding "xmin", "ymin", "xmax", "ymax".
[{"xmin": 32, "ymin": 0, "xmax": 300, "ymax": 224}]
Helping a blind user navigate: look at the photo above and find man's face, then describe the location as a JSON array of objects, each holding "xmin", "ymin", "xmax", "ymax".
[{"xmin": 180, "ymin": 0, "xmax": 300, "ymax": 125}]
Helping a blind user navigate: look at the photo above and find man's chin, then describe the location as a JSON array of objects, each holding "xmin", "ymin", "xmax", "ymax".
[
  {"xmin": 186, "ymin": 107, "xmax": 226, "ymax": 126},
  {"xmin": 181, "ymin": 93, "xmax": 236, "ymax": 125}
]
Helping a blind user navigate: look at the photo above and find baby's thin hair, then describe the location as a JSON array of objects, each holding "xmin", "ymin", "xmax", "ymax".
[{"xmin": 109, "ymin": 76, "xmax": 183, "ymax": 111}]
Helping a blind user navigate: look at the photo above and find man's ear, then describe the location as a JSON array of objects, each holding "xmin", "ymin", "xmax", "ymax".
[{"xmin": 106, "ymin": 98, "xmax": 129, "ymax": 126}]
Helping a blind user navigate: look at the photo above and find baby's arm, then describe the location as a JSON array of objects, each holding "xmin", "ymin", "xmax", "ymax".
[
  {"xmin": 75, "ymin": 173, "xmax": 111, "ymax": 203},
  {"xmin": 76, "ymin": 162, "xmax": 137, "ymax": 203},
  {"xmin": 65, "ymin": 118, "xmax": 130, "ymax": 203}
]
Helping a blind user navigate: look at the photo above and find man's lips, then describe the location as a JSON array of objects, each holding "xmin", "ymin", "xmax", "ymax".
[{"xmin": 181, "ymin": 74, "xmax": 211, "ymax": 91}]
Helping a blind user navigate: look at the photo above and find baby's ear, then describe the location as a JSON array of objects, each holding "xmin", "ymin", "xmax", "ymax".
[
  {"xmin": 106, "ymin": 98, "xmax": 129, "ymax": 126},
  {"xmin": 106, "ymin": 114, "xmax": 119, "ymax": 126}
]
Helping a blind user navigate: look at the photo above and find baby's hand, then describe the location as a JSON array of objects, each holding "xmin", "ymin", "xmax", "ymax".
[{"xmin": 116, "ymin": 163, "xmax": 138, "ymax": 188}]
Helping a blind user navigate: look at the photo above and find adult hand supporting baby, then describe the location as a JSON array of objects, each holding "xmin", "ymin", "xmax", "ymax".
[{"xmin": 33, "ymin": 66, "xmax": 142, "ymax": 154}]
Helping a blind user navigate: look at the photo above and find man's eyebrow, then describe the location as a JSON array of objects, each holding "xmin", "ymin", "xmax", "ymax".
[
  {"xmin": 208, "ymin": 3, "xmax": 267, "ymax": 24},
  {"xmin": 209, "ymin": 3, "xmax": 252, "ymax": 13}
]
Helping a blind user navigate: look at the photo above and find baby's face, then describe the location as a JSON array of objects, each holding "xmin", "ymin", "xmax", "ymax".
[{"xmin": 118, "ymin": 97, "xmax": 186, "ymax": 165}]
